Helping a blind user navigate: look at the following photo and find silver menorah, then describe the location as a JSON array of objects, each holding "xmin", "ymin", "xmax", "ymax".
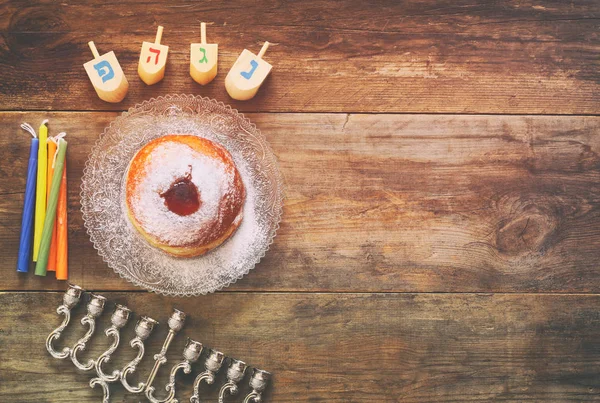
[{"xmin": 45, "ymin": 285, "xmax": 272, "ymax": 403}]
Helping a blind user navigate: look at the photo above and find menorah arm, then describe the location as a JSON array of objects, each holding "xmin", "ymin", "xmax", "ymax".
[
  {"xmin": 243, "ymin": 391, "xmax": 262, "ymax": 403},
  {"xmin": 190, "ymin": 371, "xmax": 215, "ymax": 403},
  {"xmin": 218, "ymin": 381, "xmax": 239, "ymax": 403},
  {"xmin": 46, "ymin": 305, "xmax": 72, "ymax": 359},
  {"xmin": 146, "ymin": 359, "xmax": 191, "ymax": 403},
  {"xmin": 95, "ymin": 326, "xmax": 121, "ymax": 382},
  {"xmin": 120, "ymin": 337, "xmax": 147, "ymax": 393},
  {"xmin": 89, "ymin": 377, "xmax": 111, "ymax": 403},
  {"xmin": 70, "ymin": 315, "xmax": 97, "ymax": 371}
]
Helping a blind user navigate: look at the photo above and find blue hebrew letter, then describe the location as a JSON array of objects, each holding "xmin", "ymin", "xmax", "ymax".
[
  {"xmin": 240, "ymin": 60, "xmax": 258, "ymax": 80},
  {"xmin": 93, "ymin": 60, "xmax": 115, "ymax": 83}
]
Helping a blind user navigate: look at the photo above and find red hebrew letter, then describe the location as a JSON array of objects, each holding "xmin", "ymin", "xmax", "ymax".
[{"xmin": 146, "ymin": 47, "xmax": 161, "ymax": 65}]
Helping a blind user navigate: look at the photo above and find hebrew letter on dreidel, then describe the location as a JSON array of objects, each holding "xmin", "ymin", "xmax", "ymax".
[
  {"xmin": 147, "ymin": 48, "xmax": 161, "ymax": 65},
  {"xmin": 225, "ymin": 42, "xmax": 272, "ymax": 101},
  {"xmin": 83, "ymin": 41, "xmax": 129, "ymax": 103},
  {"xmin": 190, "ymin": 22, "xmax": 218, "ymax": 85},
  {"xmin": 240, "ymin": 60, "xmax": 258, "ymax": 80},
  {"xmin": 198, "ymin": 47, "xmax": 208, "ymax": 64},
  {"xmin": 93, "ymin": 60, "xmax": 114, "ymax": 83},
  {"xmin": 138, "ymin": 26, "xmax": 169, "ymax": 85}
]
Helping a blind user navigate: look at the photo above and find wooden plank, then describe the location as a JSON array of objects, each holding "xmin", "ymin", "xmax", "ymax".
[
  {"xmin": 0, "ymin": 292, "xmax": 599, "ymax": 402},
  {"xmin": 0, "ymin": 0, "xmax": 598, "ymax": 113},
  {"xmin": 1, "ymin": 112, "xmax": 600, "ymax": 292}
]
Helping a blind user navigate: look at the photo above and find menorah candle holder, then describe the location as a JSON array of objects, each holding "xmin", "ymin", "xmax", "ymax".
[
  {"xmin": 143, "ymin": 309, "xmax": 186, "ymax": 394},
  {"xmin": 138, "ymin": 25, "xmax": 169, "ymax": 85},
  {"xmin": 89, "ymin": 304, "xmax": 132, "ymax": 402},
  {"xmin": 218, "ymin": 359, "xmax": 247, "ymax": 403},
  {"xmin": 242, "ymin": 369, "xmax": 271, "ymax": 403},
  {"xmin": 83, "ymin": 41, "xmax": 129, "ymax": 103},
  {"xmin": 190, "ymin": 349, "xmax": 225, "ymax": 403},
  {"xmin": 120, "ymin": 316, "xmax": 159, "ymax": 394},
  {"xmin": 146, "ymin": 338, "xmax": 203, "ymax": 403},
  {"xmin": 46, "ymin": 284, "xmax": 85, "ymax": 359},
  {"xmin": 225, "ymin": 41, "xmax": 272, "ymax": 101},
  {"xmin": 190, "ymin": 22, "xmax": 218, "ymax": 85},
  {"xmin": 69, "ymin": 293, "xmax": 107, "ymax": 371}
]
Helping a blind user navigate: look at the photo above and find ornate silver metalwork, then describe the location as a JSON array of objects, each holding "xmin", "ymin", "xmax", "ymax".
[
  {"xmin": 46, "ymin": 284, "xmax": 84, "ymax": 359},
  {"xmin": 218, "ymin": 359, "xmax": 247, "ymax": 403},
  {"xmin": 89, "ymin": 304, "xmax": 132, "ymax": 402},
  {"xmin": 44, "ymin": 291, "xmax": 275, "ymax": 402},
  {"xmin": 120, "ymin": 316, "xmax": 159, "ymax": 393},
  {"xmin": 146, "ymin": 338, "xmax": 203, "ymax": 403},
  {"xmin": 190, "ymin": 349, "xmax": 225, "ymax": 403},
  {"xmin": 242, "ymin": 369, "xmax": 271, "ymax": 403},
  {"xmin": 144, "ymin": 309, "xmax": 186, "ymax": 394},
  {"xmin": 69, "ymin": 293, "xmax": 107, "ymax": 371}
]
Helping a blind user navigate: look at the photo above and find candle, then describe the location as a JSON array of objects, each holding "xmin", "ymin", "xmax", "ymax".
[
  {"xmin": 225, "ymin": 42, "xmax": 272, "ymax": 101},
  {"xmin": 190, "ymin": 22, "xmax": 218, "ymax": 85},
  {"xmin": 46, "ymin": 138, "xmax": 58, "ymax": 272},
  {"xmin": 16, "ymin": 123, "xmax": 39, "ymax": 273},
  {"xmin": 35, "ymin": 138, "xmax": 67, "ymax": 276},
  {"xmin": 56, "ymin": 161, "xmax": 68, "ymax": 280},
  {"xmin": 33, "ymin": 120, "xmax": 48, "ymax": 262}
]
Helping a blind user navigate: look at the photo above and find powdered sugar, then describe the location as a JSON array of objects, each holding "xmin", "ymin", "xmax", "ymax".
[{"xmin": 128, "ymin": 141, "xmax": 237, "ymax": 245}]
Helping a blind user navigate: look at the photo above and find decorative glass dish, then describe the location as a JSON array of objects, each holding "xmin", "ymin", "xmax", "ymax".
[{"xmin": 81, "ymin": 95, "xmax": 284, "ymax": 296}]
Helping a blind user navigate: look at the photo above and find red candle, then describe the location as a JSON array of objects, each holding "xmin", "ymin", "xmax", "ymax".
[{"xmin": 56, "ymin": 161, "xmax": 68, "ymax": 280}]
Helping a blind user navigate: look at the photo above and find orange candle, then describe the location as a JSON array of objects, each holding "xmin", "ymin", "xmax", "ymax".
[
  {"xmin": 56, "ymin": 161, "xmax": 68, "ymax": 280},
  {"xmin": 46, "ymin": 139, "xmax": 58, "ymax": 271}
]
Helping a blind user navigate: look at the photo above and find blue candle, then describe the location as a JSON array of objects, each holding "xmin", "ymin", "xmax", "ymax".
[{"xmin": 17, "ymin": 125, "xmax": 39, "ymax": 273}]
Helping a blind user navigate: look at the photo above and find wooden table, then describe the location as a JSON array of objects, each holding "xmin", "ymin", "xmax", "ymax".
[{"xmin": 1, "ymin": 1, "xmax": 599, "ymax": 402}]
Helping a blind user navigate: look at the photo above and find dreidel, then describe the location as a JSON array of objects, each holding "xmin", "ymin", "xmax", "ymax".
[
  {"xmin": 138, "ymin": 26, "xmax": 169, "ymax": 85},
  {"xmin": 190, "ymin": 22, "xmax": 218, "ymax": 85},
  {"xmin": 225, "ymin": 42, "xmax": 272, "ymax": 101},
  {"xmin": 83, "ymin": 41, "xmax": 129, "ymax": 103}
]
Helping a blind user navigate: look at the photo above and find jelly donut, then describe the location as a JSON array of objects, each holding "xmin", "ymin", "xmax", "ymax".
[{"xmin": 125, "ymin": 134, "xmax": 245, "ymax": 257}]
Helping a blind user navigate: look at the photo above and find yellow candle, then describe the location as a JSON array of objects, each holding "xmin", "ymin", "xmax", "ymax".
[{"xmin": 33, "ymin": 120, "xmax": 48, "ymax": 261}]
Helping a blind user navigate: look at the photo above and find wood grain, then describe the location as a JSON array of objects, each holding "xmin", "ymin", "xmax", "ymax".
[
  {"xmin": 1, "ymin": 112, "xmax": 599, "ymax": 293},
  {"xmin": 1, "ymin": 292, "xmax": 599, "ymax": 402},
  {"xmin": 0, "ymin": 0, "xmax": 598, "ymax": 113}
]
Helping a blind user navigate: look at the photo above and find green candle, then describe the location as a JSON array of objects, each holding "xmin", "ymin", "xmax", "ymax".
[{"xmin": 35, "ymin": 138, "xmax": 67, "ymax": 276}]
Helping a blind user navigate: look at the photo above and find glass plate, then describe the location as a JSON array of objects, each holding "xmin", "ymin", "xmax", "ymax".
[{"xmin": 81, "ymin": 95, "xmax": 284, "ymax": 296}]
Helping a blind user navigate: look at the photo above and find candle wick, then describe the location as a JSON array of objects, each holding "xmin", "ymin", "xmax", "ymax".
[
  {"xmin": 20, "ymin": 122, "xmax": 37, "ymax": 138},
  {"xmin": 42, "ymin": 119, "xmax": 49, "ymax": 126},
  {"xmin": 55, "ymin": 132, "xmax": 67, "ymax": 141},
  {"xmin": 52, "ymin": 140, "xmax": 63, "ymax": 168}
]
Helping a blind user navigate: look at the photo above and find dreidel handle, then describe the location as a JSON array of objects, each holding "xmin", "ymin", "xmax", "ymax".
[
  {"xmin": 201, "ymin": 22, "xmax": 207, "ymax": 45},
  {"xmin": 155, "ymin": 26, "xmax": 164, "ymax": 44},
  {"xmin": 258, "ymin": 41, "xmax": 270, "ymax": 58},
  {"xmin": 88, "ymin": 41, "xmax": 100, "ymax": 58}
]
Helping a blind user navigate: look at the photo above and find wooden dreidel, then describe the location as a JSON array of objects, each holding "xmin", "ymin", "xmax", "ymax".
[
  {"xmin": 138, "ymin": 26, "xmax": 169, "ymax": 85},
  {"xmin": 83, "ymin": 41, "xmax": 129, "ymax": 103},
  {"xmin": 225, "ymin": 42, "xmax": 272, "ymax": 101},
  {"xmin": 190, "ymin": 22, "xmax": 218, "ymax": 85}
]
